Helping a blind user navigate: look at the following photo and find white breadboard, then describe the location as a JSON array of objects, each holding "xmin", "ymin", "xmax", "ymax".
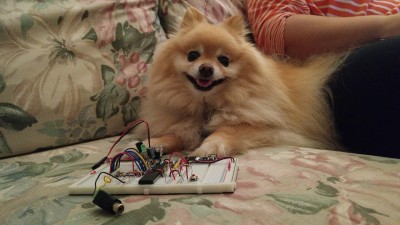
[{"xmin": 68, "ymin": 158, "xmax": 239, "ymax": 195}]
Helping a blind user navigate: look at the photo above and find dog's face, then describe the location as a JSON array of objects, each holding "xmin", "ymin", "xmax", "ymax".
[
  {"xmin": 157, "ymin": 8, "xmax": 249, "ymax": 96},
  {"xmin": 183, "ymin": 46, "xmax": 230, "ymax": 92}
]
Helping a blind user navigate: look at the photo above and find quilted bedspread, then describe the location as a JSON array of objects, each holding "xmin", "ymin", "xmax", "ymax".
[{"xmin": 1, "ymin": 134, "xmax": 399, "ymax": 225}]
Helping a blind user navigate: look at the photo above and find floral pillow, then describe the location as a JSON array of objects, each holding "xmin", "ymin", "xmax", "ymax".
[
  {"xmin": 0, "ymin": 0, "xmax": 165, "ymax": 158},
  {"xmin": 160, "ymin": 0, "xmax": 246, "ymax": 35}
]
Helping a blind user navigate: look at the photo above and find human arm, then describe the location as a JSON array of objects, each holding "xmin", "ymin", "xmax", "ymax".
[
  {"xmin": 285, "ymin": 14, "xmax": 400, "ymax": 59},
  {"xmin": 246, "ymin": 0, "xmax": 400, "ymax": 60}
]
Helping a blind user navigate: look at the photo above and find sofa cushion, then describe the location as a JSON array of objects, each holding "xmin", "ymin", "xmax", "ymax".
[
  {"xmin": 0, "ymin": 0, "xmax": 166, "ymax": 158},
  {"xmin": 160, "ymin": 0, "xmax": 246, "ymax": 35},
  {"xmin": 1, "ymin": 140, "xmax": 399, "ymax": 224}
]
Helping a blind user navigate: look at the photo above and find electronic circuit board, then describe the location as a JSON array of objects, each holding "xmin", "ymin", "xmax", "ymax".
[{"xmin": 68, "ymin": 157, "xmax": 239, "ymax": 195}]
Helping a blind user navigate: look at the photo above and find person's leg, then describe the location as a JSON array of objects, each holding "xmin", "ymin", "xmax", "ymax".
[{"xmin": 328, "ymin": 36, "xmax": 400, "ymax": 158}]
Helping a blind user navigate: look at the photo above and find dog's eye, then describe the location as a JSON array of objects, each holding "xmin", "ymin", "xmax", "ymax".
[
  {"xmin": 217, "ymin": 55, "xmax": 230, "ymax": 67},
  {"xmin": 187, "ymin": 51, "xmax": 200, "ymax": 62}
]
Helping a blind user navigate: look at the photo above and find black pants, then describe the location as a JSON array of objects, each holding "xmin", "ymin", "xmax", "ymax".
[{"xmin": 328, "ymin": 37, "xmax": 400, "ymax": 158}]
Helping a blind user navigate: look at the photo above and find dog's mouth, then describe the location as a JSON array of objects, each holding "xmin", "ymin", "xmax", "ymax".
[{"xmin": 185, "ymin": 74, "xmax": 226, "ymax": 91}]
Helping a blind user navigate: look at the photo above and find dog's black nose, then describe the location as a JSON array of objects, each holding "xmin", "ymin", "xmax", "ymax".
[{"xmin": 199, "ymin": 64, "xmax": 214, "ymax": 78}]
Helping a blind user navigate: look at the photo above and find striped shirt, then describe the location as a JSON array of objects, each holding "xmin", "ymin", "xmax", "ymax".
[{"xmin": 247, "ymin": 0, "xmax": 400, "ymax": 56}]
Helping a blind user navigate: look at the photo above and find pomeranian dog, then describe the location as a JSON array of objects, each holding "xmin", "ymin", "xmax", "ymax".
[{"xmin": 134, "ymin": 7, "xmax": 343, "ymax": 156}]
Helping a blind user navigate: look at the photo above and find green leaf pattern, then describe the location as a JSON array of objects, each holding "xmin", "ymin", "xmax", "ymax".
[
  {"xmin": 0, "ymin": 73, "xmax": 38, "ymax": 154},
  {"xmin": 352, "ymin": 201, "xmax": 389, "ymax": 225},
  {"xmin": 0, "ymin": 150, "xmax": 89, "ymax": 202},
  {"xmin": 1, "ymin": 143, "xmax": 400, "ymax": 224},
  {"xmin": 0, "ymin": 1, "xmax": 159, "ymax": 156},
  {"xmin": 266, "ymin": 194, "xmax": 338, "ymax": 215},
  {"xmin": 91, "ymin": 65, "xmax": 130, "ymax": 121},
  {"xmin": 314, "ymin": 181, "xmax": 339, "ymax": 197}
]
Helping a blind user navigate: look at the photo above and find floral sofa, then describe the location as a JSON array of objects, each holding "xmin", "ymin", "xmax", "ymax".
[{"xmin": 1, "ymin": 1, "xmax": 399, "ymax": 224}]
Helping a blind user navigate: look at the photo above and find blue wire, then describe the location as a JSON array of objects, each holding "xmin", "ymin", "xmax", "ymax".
[{"xmin": 124, "ymin": 149, "xmax": 147, "ymax": 172}]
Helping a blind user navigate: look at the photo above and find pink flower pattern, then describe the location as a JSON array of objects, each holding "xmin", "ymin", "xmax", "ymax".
[
  {"xmin": 123, "ymin": 0, "xmax": 157, "ymax": 33},
  {"xmin": 93, "ymin": 4, "xmax": 117, "ymax": 48},
  {"xmin": 115, "ymin": 52, "xmax": 148, "ymax": 98}
]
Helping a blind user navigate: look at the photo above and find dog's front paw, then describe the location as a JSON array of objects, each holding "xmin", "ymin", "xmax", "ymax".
[{"xmin": 191, "ymin": 137, "xmax": 232, "ymax": 157}]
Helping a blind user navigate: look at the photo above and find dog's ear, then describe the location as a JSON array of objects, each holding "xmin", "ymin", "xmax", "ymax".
[
  {"xmin": 181, "ymin": 7, "xmax": 205, "ymax": 29},
  {"xmin": 223, "ymin": 15, "xmax": 246, "ymax": 36}
]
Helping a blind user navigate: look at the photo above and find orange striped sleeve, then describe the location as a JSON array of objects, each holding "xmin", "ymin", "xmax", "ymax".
[
  {"xmin": 324, "ymin": 0, "xmax": 400, "ymax": 16},
  {"xmin": 247, "ymin": 0, "xmax": 313, "ymax": 56},
  {"xmin": 246, "ymin": 0, "xmax": 400, "ymax": 56},
  {"xmin": 368, "ymin": 1, "xmax": 399, "ymax": 14}
]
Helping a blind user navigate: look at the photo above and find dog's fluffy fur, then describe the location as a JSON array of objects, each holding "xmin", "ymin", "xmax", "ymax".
[{"xmin": 135, "ymin": 8, "xmax": 343, "ymax": 156}]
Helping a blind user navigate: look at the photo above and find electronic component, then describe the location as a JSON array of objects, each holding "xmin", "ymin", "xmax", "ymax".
[
  {"xmin": 93, "ymin": 190, "xmax": 124, "ymax": 215},
  {"xmin": 91, "ymin": 119, "xmax": 151, "ymax": 171},
  {"xmin": 73, "ymin": 119, "xmax": 239, "ymax": 196},
  {"xmin": 138, "ymin": 161, "xmax": 168, "ymax": 184},
  {"xmin": 189, "ymin": 173, "xmax": 198, "ymax": 181},
  {"xmin": 92, "ymin": 157, "xmax": 107, "ymax": 170},
  {"xmin": 146, "ymin": 145, "xmax": 163, "ymax": 160},
  {"xmin": 74, "ymin": 119, "xmax": 239, "ymax": 198},
  {"xmin": 135, "ymin": 141, "xmax": 145, "ymax": 153},
  {"xmin": 186, "ymin": 154, "xmax": 218, "ymax": 163},
  {"xmin": 68, "ymin": 157, "xmax": 239, "ymax": 195}
]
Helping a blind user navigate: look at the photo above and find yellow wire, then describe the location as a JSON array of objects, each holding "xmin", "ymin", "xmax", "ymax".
[
  {"xmin": 104, "ymin": 176, "xmax": 112, "ymax": 184},
  {"xmin": 173, "ymin": 160, "xmax": 181, "ymax": 170},
  {"xmin": 97, "ymin": 175, "xmax": 112, "ymax": 192},
  {"xmin": 133, "ymin": 151, "xmax": 149, "ymax": 170}
]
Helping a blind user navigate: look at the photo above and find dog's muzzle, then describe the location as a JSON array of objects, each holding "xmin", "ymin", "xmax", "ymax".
[{"xmin": 186, "ymin": 64, "xmax": 226, "ymax": 91}]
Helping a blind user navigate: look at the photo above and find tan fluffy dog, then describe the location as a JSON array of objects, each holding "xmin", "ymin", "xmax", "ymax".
[{"xmin": 134, "ymin": 8, "xmax": 343, "ymax": 156}]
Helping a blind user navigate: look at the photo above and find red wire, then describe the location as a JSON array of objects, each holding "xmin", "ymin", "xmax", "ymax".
[
  {"xmin": 170, "ymin": 170, "xmax": 180, "ymax": 180},
  {"xmin": 168, "ymin": 152, "xmax": 188, "ymax": 164},
  {"xmin": 106, "ymin": 119, "xmax": 151, "ymax": 157}
]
